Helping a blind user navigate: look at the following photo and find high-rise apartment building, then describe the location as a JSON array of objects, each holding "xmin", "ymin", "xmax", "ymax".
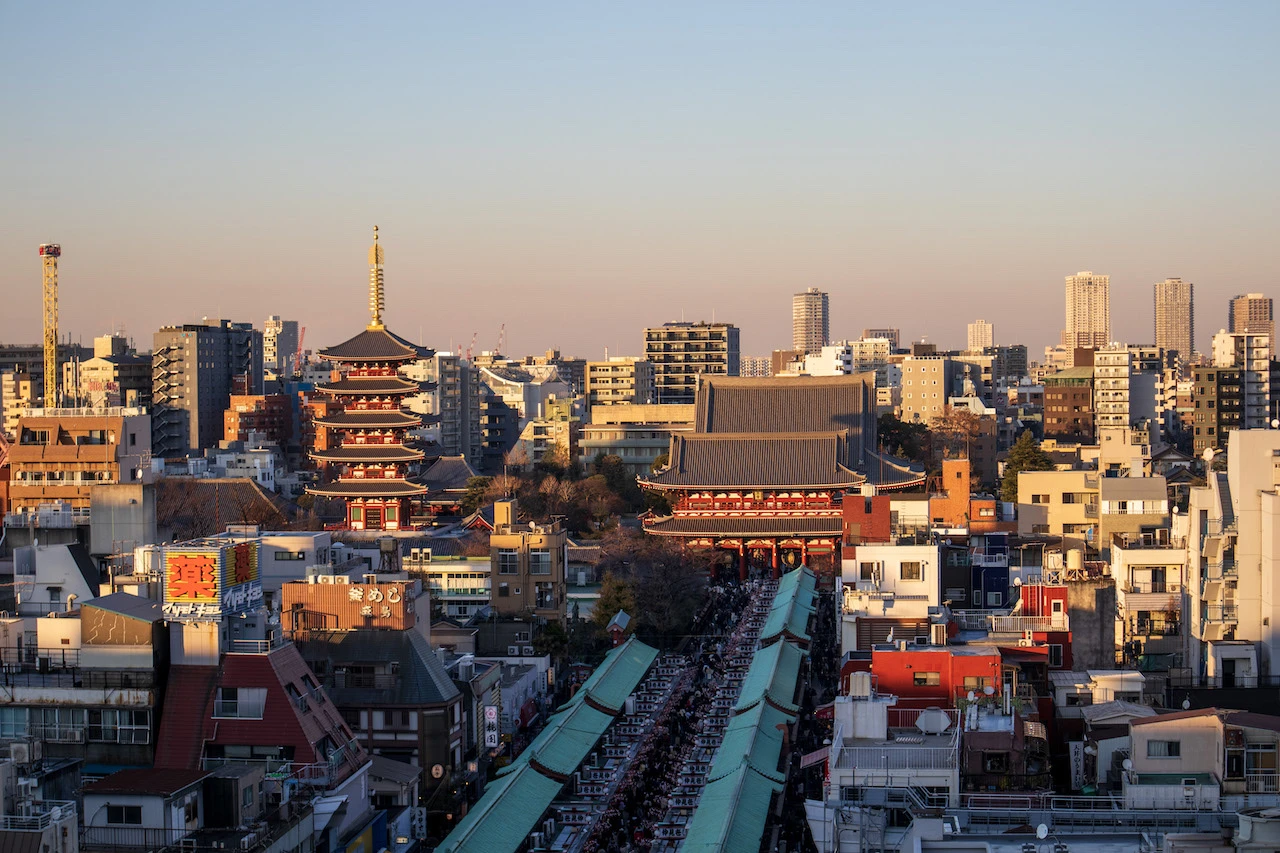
[
  {"xmin": 1062, "ymin": 271, "xmax": 1111, "ymax": 349},
  {"xmin": 152, "ymin": 319, "xmax": 264, "ymax": 457},
  {"xmin": 792, "ymin": 288, "xmax": 829, "ymax": 354},
  {"xmin": 739, "ymin": 355, "xmax": 771, "ymax": 377},
  {"xmin": 262, "ymin": 315, "xmax": 300, "ymax": 377},
  {"xmin": 1212, "ymin": 331, "xmax": 1270, "ymax": 431},
  {"xmin": 1230, "ymin": 293, "xmax": 1274, "ymax": 355},
  {"xmin": 967, "ymin": 319, "xmax": 994, "ymax": 352},
  {"xmin": 584, "ymin": 357, "xmax": 655, "ymax": 408},
  {"xmin": 644, "ymin": 322, "xmax": 740, "ymax": 405},
  {"xmin": 1153, "ymin": 278, "xmax": 1194, "ymax": 366}
]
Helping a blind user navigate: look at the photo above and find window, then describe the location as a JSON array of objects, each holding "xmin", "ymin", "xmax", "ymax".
[
  {"xmin": 983, "ymin": 752, "xmax": 1010, "ymax": 773},
  {"xmin": 274, "ymin": 551, "xmax": 306, "ymax": 561},
  {"xmin": 107, "ymin": 805, "xmax": 142, "ymax": 825},
  {"xmin": 900, "ymin": 561, "xmax": 922, "ymax": 581},
  {"xmin": 89, "ymin": 709, "xmax": 151, "ymax": 743},
  {"xmin": 497, "ymin": 549, "xmax": 520, "ymax": 575},
  {"xmin": 963, "ymin": 676, "xmax": 992, "ymax": 690},
  {"xmin": 0, "ymin": 708, "xmax": 27, "ymax": 739},
  {"xmin": 213, "ymin": 687, "xmax": 267, "ymax": 719},
  {"xmin": 1147, "ymin": 740, "xmax": 1181, "ymax": 758},
  {"xmin": 913, "ymin": 672, "xmax": 941, "ymax": 686},
  {"xmin": 987, "ymin": 591, "xmax": 1003, "ymax": 606},
  {"xmin": 1048, "ymin": 645, "xmax": 1064, "ymax": 667},
  {"xmin": 33, "ymin": 707, "xmax": 86, "ymax": 742},
  {"xmin": 498, "ymin": 583, "xmax": 509, "ymax": 597},
  {"xmin": 529, "ymin": 550, "xmax": 552, "ymax": 575},
  {"xmin": 859, "ymin": 562, "xmax": 877, "ymax": 581},
  {"xmin": 1030, "ymin": 494, "xmax": 1050, "ymax": 504}
]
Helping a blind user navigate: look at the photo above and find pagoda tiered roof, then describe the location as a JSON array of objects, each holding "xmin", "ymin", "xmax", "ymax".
[
  {"xmin": 315, "ymin": 376, "xmax": 424, "ymax": 395},
  {"xmin": 309, "ymin": 445, "xmax": 426, "ymax": 464},
  {"xmin": 318, "ymin": 327, "xmax": 427, "ymax": 363},
  {"xmin": 308, "ymin": 479, "xmax": 428, "ymax": 497},
  {"xmin": 312, "ymin": 410, "xmax": 423, "ymax": 429}
]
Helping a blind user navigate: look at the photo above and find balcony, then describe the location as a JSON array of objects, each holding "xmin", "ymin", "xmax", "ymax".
[
  {"xmin": 1126, "ymin": 581, "xmax": 1180, "ymax": 594},
  {"xmin": 0, "ymin": 800, "xmax": 76, "ymax": 832},
  {"xmin": 1202, "ymin": 604, "xmax": 1239, "ymax": 623},
  {"xmin": 4, "ymin": 507, "xmax": 91, "ymax": 528},
  {"xmin": 991, "ymin": 614, "xmax": 1070, "ymax": 633},
  {"xmin": 1247, "ymin": 773, "xmax": 1280, "ymax": 794}
]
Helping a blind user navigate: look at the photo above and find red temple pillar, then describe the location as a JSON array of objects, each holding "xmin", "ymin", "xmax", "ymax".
[
  {"xmin": 739, "ymin": 546, "xmax": 747, "ymax": 581},
  {"xmin": 801, "ymin": 541, "xmax": 809, "ymax": 568},
  {"xmin": 771, "ymin": 542, "xmax": 780, "ymax": 579}
]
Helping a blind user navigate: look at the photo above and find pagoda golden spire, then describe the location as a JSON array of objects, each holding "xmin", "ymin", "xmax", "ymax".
[{"xmin": 367, "ymin": 225, "xmax": 386, "ymax": 330}]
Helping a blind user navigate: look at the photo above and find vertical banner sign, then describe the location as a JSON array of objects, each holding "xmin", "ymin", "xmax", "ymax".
[
  {"xmin": 484, "ymin": 705, "xmax": 500, "ymax": 748},
  {"xmin": 1069, "ymin": 740, "xmax": 1086, "ymax": 790}
]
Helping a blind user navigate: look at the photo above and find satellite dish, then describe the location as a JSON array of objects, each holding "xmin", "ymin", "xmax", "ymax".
[
  {"xmin": 967, "ymin": 691, "xmax": 977, "ymax": 701},
  {"xmin": 916, "ymin": 707, "xmax": 953, "ymax": 735},
  {"xmin": 49, "ymin": 807, "xmax": 62, "ymax": 821},
  {"xmin": 1123, "ymin": 758, "xmax": 1134, "ymax": 771},
  {"xmin": 1036, "ymin": 824, "xmax": 1049, "ymax": 840},
  {"xmin": 983, "ymin": 685, "xmax": 996, "ymax": 696},
  {"xmin": 1272, "ymin": 419, "xmax": 1280, "ymax": 429},
  {"xmin": 1183, "ymin": 697, "xmax": 1192, "ymax": 710}
]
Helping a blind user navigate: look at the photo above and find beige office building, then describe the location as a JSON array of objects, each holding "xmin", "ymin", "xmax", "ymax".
[
  {"xmin": 1153, "ymin": 278, "xmax": 1194, "ymax": 365},
  {"xmin": 966, "ymin": 319, "xmax": 994, "ymax": 353},
  {"xmin": 1062, "ymin": 271, "xmax": 1111, "ymax": 349},
  {"xmin": 584, "ymin": 357, "xmax": 655, "ymax": 408},
  {"xmin": 792, "ymin": 288, "xmax": 830, "ymax": 354}
]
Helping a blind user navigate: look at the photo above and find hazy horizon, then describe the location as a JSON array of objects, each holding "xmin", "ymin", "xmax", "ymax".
[{"xmin": 3, "ymin": 2, "xmax": 1277, "ymax": 359}]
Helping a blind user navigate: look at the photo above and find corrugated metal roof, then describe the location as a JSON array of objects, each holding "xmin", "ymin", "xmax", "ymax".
[
  {"xmin": 296, "ymin": 631, "xmax": 460, "ymax": 706},
  {"xmin": 574, "ymin": 636, "xmax": 659, "ymax": 713},
  {"xmin": 82, "ymin": 591, "xmax": 162, "ymax": 622},
  {"xmin": 1098, "ymin": 476, "xmax": 1168, "ymax": 500},
  {"xmin": 760, "ymin": 579, "xmax": 816, "ymax": 645},
  {"xmin": 695, "ymin": 374, "xmax": 874, "ymax": 437},
  {"xmin": 421, "ymin": 455, "xmax": 479, "ymax": 492},
  {"xmin": 521, "ymin": 701, "xmax": 613, "ymax": 777}
]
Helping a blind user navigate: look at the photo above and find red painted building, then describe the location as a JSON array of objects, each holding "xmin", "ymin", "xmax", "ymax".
[
  {"xmin": 640, "ymin": 375, "xmax": 925, "ymax": 578},
  {"xmin": 851, "ymin": 645, "xmax": 1003, "ymax": 708},
  {"xmin": 306, "ymin": 228, "xmax": 437, "ymax": 530}
]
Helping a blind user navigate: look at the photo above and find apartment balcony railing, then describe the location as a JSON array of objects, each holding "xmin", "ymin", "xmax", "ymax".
[
  {"xmin": 991, "ymin": 614, "xmax": 1070, "ymax": 633},
  {"xmin": 1202, "ymin": 604, "xmax": 1239, "ymax": 623},
  {"xmin": 1204, "ymin": 560, "xmax": 1237, "ymax": 581},
  {"xmin": 4, "ymin": 507, "xmax": 91, "ymax": 529},
  {"xmin": 0, "ymin": 801, "xmax": 76, "ymax": 832},
  {"xmin": 1132, "ymin": 620, "xmax": 1180, "ymax": 637},
  {"xmin": 1126, "ymin": 581, "xmax": 1181, "ymax": 594},
  {"xmin": 1083, "ymin": 504, "xmax": 1098, "ymax": 518},
  {"xmin": 833, "ymin": 742, "xmax": 958, "ymax": 771},
  {"xmin": 1247, "ymin": 773, "xmax": 1280, "ymax": 794}
]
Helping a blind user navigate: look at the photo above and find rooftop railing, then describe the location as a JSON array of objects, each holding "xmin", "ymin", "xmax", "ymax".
[{"xmin": 0, "ymin": 800, "xmax": 75, "ymax": 832}]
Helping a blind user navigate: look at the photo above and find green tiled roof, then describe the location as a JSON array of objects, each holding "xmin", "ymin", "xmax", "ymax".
[
  {"xmin": 436, "ymin": 636, "xmax": 658, "ymax": 853},
  {"xmin": 520, "ymin": 701, "xmax": 614, "ymax": 778},
  {"xmin": 575, "ymin": 636, "xmax": 660, "ymax": 712},
  {"xmin": 735, "ymin": 640, "xmax": 805, "ymax": 717},
  {"xmin": 434, "ymin": 761, "xmax": 564, "ymax": 853},
  {"xmin": 760, "ymin": 581, "xmax": 816, "ymax": 645},
  {"xmin": 710, "ymin": 701, "xmax": 789, "ymax": 783},
  {"xmin": 681, "ymin": 764, "xmax": 784, "ymax": 853}
]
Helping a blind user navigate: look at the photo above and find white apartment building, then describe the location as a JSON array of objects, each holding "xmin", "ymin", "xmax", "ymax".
[
  {"xmin": 1094, "ymin": 346, "xmax": 1159, "ymax": 432},
  {"xmin": 1186, "ymin": 429, "xmax": 1280, "ymax": 681},
  {"xmin": 792, "ymin": 288, "xmax": 829, "ymax": 354},
  {"xmin": 1212, "ymin": 331, "xmax": 1271, "ymax": 430},
  {"xmin": 1111, "ymin": 532, "xmax": 1188, "ymax": 663},
  {"xmin": 1063, "ymin": 271, "xmax": 1111, "ymax": 349},
  {"xmin": 838, "ymin": 543, "xmax": 945, "ymax": 654},
  {"xmin": 967, "ymin": 319, "xmax": 994, "ymax": 353}
]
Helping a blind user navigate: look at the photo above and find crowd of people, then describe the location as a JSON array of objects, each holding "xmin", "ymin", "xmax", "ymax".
[{"xmin": 578, "ymin": 577, "xmax": 776, "ymax": 853}]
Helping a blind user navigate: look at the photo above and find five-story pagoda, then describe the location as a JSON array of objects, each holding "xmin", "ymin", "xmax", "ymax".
[{"xmin": 306, "ymin": 227, "xmax": 434, "ymax": 530}]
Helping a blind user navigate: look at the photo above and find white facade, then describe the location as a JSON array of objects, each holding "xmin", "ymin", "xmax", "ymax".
[
  {"xmin": 1212, "ymin": 331, "xmax": 1271, "ymax": 430},
  {"xmin": 792, "ymin": 288, "xmax": 830, "ymax": 354},
  {"xmin": 1187, "ymin": 430, "xmax": 1280, "ymax": 678},
  {"xmin": 262, "ymin": 315, "xmax": 300, "ymax": 377},
  {"xmin": 966, "ymin": 319, "xmax": 994, "ymax": 353},
  {"xmin": 838, "ymin": 544, "xmax": 942, "ymax": 654},
  {"xmin": 1063, "ymin": 271, "xmax": 1111, "ymax": 349}
]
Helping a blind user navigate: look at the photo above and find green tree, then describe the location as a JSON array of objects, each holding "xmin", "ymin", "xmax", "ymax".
[
  {"xmin": 878, "ymin": 413, "xmax": 931, "ymax": 464},
  {"xmin": 592, "ymin": 571, "xmax": 637, "ymax": 628},
  {"xmin": 460, "ymin": 476, "xmax": 492, "ymax": 515},
  {"xmin": 1000, "ymin": 431, "xmax": 1055, "ymax": 503},
  {"xmin": 533, "ymin": 621, "xmax": 569, "ymax": 659},
  {"xmin": 650, "ymin": 452, "xmax": 669, "ymax": 473}
]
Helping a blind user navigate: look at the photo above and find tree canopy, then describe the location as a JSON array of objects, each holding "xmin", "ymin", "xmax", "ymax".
[{"xmin": 1000, "ymin": 431, "xmax": 1055, "ymax": 502}]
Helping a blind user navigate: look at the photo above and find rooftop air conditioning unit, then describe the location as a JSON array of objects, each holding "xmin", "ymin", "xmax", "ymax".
[
  {"xmin": 1018, "ymin": 639, "xmax": 1033, "ymax": 647},
  {"xmin": 523, "ymin": 646, "xmax": 536, "ymax": 656},
  {"xmin": 317, "ymin": 575, "xmax": 334, "ymax": 585},
  {"xmin": 507, "ymin": 645, "xmax": 521, "ymax": 656},
  {"xmin": 334, "ymin": 576, "xmax": 350, "ymax": 584}
]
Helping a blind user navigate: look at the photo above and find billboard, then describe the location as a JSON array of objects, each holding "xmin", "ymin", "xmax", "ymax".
[
  {"xmin": 162, "ymin": 541, "xmax": 263, "ymax": 619},
  {"xmin": 483, "ymin": 705, "xmax": 500, "ymax": 749}
]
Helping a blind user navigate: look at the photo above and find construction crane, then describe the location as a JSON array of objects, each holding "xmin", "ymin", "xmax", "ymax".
[
  {"xmin": 293, "ymin": 326, "xmax": 306, "ymax": 377},
  {"xmin": 495, "ymin": 323, "xmax": 506, "ymax": 356},
  {"xmin": 464, "ymin": 331, "xmax": 478, "ymax": 361},
  {"xmin": 39, "ymin": 243, "xmax": 61, "ymax": 407}
]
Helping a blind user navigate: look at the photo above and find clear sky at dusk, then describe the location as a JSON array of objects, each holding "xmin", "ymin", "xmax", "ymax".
[{"xmin": 2, "ymin": 2, "xmax": 1277, "ymax": 358}]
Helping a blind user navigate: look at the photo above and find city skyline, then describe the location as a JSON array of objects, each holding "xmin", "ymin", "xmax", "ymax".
[{"xmin": 3, "ymin": 2, "xmax": 1277, "ymax": 357}]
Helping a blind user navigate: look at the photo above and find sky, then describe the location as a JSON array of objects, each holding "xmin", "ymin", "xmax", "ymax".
[{"xmin": 2, "ymin": 2, "xmax": 1278, "ymax": 360}]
